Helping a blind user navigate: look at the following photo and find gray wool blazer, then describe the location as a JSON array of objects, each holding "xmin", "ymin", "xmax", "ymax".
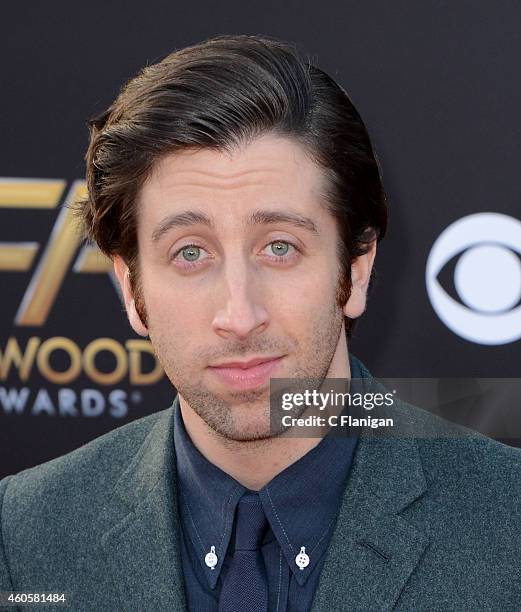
[{"xmin": 1, "ymin": 362, "xmax": 521, "ymax": 611}]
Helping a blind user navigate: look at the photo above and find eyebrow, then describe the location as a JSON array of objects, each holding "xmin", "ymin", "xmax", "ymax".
[{"xmin": 151, "ymin": 209, "xmax": 320, "ymax": 243}]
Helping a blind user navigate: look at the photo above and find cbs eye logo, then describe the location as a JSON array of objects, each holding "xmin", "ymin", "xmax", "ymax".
[{"xmin": 426, "ymin": 212, "xmax": 521, "ymax": 346}]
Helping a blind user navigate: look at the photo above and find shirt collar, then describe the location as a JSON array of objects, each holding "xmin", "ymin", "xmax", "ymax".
[
  {"xmin": 173, "ymin": 404, "xmax": 245, "ymax": 589},
  {"xmin": 173, "ymin": 352, "xmax": 367, "ymax": 588}
]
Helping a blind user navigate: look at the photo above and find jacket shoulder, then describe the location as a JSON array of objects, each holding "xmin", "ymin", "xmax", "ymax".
[
  {"xmin": 0, "ymin": 408, "xmax": 171, "ymax": 522},
  {"xmin": 400, "ymin": 401, "xmax": 521, "ymax": 502}
]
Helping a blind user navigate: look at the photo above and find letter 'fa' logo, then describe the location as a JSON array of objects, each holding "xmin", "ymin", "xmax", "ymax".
[
  {"xmin": 0, "ymin": 178, "xmax": 113, "ymax": 326},
  {"xmin": 426, "ymin": 212, "xmax": 521, "ymax": 345}
]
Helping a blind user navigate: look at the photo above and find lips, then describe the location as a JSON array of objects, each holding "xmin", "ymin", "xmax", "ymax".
[
  {"xmin": 208, "ymin": 356, "xmax": 284, "ymax": 391},
  {"xmin": 210, "ymin": 356, "xmax": 282, "ymax": 369}
]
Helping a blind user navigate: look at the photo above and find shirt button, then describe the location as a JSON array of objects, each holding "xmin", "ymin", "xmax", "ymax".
[
  {"xmin": 205, "ymin": 545, "xmax": 218, "ymax": 570},
  {"xmin": 295, "ymin": 546, "xmax": 310, "ymax": 570}
]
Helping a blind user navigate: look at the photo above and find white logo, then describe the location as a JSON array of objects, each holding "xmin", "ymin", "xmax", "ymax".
[{"xmin": 426, "ymin": 213, "xmax": 521, "ymax": 345}]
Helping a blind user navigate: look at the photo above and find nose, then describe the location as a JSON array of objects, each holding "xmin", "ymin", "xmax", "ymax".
[{"xmin": 211, "ymin": 259, "xmax": 269, "ymax": 341}]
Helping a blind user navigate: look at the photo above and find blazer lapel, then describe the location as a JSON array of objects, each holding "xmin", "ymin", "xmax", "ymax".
[
  {"xmin": 100, "ymin": 406, "xmax": 187, "ymax": 612},
  {"xmin": 311, "ymin": 420, "xmax": 431, "ymax": 611}
]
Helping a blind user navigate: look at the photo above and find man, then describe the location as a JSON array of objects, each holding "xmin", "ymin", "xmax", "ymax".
[{"xmin": 1, "ymin": 34, "xmax": 520, "ymax": 612}]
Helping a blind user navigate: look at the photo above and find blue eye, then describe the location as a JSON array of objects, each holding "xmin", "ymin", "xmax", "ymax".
[
  {"xmin": 269, "ymin": 241, "xmax": 290, "ymax": 256},
  {"xmin": 171, "ymin": 239, "xmax": 300, "ymax": 271},
  {"xmin": 180, "ymin": 245, "xmax": 201, "ymax": 262},
  {"xmin": 263, "ymin": 240, "xmax": 300, "ymax": 264},
  {"xmin": 171, "ymin": 244, "xmax": 210, "ymax": 269}
]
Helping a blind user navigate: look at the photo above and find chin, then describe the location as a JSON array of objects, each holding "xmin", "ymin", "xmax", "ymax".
[
  {"xmin": 220, "ymin": 411, "xmax": 274, "ymax": 442},
  {"xmin": 223, "ymin": 428, "xmax": 275, "ymax": 443}
]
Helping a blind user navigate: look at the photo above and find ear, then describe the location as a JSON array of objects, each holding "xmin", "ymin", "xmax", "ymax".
[
  {"xmin": 343, "ymin": 238, "xmax": 377, "ymax": 319},
  {"xmin": 112, "ymin": 255, "xmax": 149, "ymax": 337}
]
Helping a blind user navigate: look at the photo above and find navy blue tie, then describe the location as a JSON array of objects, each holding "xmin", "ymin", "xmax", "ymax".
[{"xmin": 218, "ymin": 492, "xmax": 269, "ymax": 612}]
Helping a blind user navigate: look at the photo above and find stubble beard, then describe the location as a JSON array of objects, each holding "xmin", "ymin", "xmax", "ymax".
[{"xmin": 144, "ymin": 301, "xmax": 344, "ymax": 445}]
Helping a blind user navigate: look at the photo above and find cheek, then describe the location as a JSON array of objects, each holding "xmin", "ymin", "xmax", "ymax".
[
  {"xmin": 275, "ymin": 265, "xmax": 338, "ymax": 307},
  {"xmin": 269, "ymin": 277, "xmax": 338, "ymax": 334},
  {"xmin": 149, "ymin": 292, "xmax": 205, "ymax": 332},
  {"xmin": 140, "ymin": 271, "xmax": 201, "ymax": 333}
]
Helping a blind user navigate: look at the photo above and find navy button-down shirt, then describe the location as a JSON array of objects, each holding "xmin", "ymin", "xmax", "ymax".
[{"xmin": 173, "ymin": 353, "xmax": 365, "ymax": 611}]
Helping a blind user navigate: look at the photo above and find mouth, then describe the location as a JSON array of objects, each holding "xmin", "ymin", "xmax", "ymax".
[{"xmin": 207, "ymin": 356, "xmax": 285, "ymax": 391}]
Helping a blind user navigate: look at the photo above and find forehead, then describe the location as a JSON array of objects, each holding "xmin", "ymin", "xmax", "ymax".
[{"xmin": 137, "ymin": 134, "xmax": 331, "ymax": 228}]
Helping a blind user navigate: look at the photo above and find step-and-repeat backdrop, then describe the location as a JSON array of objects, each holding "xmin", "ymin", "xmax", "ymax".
[{"xmin": 1, "ymin": 1, "xmax": 520, "ymax": 477}]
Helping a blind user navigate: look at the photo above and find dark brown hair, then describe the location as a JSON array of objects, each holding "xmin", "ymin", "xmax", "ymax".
[{"xmin": 77, "ymin": 34, "xmax": 388, "ymax": 337}]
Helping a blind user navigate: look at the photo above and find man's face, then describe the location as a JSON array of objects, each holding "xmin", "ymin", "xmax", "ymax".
[{"xmin": 115, "ymin": 134, "xmax": 372, "ymax": 441}]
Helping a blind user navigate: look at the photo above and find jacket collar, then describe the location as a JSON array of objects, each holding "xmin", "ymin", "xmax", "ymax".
[
  {"xmin": 310, "ymin": 356, "xmax": 431, "ymax": 611},
  {"xmin": 99, "ymin": 406, "xmax": 187, "ymax": 612},
  {"xmin": 310, "ymin": 431, "xmax": 430, "ymax": 611}
]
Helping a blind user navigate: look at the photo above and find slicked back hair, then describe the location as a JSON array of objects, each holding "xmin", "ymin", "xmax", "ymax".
[{"xmin": 77, "ymin": 34, "xmax": 388, "ymax": 338}]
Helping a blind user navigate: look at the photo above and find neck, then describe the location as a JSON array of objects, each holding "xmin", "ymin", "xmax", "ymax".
[{"xmin": 179, "ymin": 332, "xmax": 351, "ymax": 490}]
